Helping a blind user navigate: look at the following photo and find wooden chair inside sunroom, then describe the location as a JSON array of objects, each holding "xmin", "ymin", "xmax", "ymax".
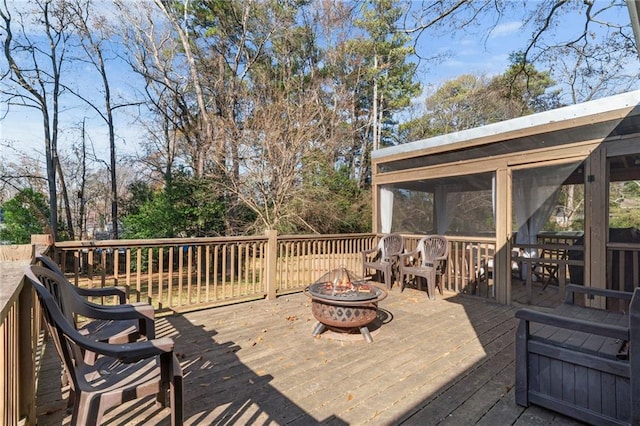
[
  {"xmin": 399, "ymin": 235, "xmax": 449, "ymax": 300},
  {"xmin": 362, "ymin": 233, "xmax": 404, "ymax": 289}
]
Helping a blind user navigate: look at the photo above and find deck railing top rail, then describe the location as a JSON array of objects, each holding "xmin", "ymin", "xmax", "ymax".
[{"xmin": 54, "ymin": 235, "xmax": 268, "ymax": 249}]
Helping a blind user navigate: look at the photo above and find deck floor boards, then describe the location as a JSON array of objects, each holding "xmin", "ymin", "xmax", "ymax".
[{"xmin": 36, "ymin": 284, "xmax": 582, "ymax": 425}]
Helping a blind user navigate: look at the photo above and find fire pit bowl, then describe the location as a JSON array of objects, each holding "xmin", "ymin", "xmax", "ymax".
[{"xmin": 304, "ymin": 267, "xmax": 388, "ymax": 342}]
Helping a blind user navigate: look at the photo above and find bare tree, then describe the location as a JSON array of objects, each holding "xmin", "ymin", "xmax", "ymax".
[
  {"xmin": 64, "ymin": 0, "xmax": 142, "ymax": 238},
  {"xmin": 153, "ymin": 0, "xmax": 215, "ymax": 177},
  {"xmin": 223, "ymin": 77, "xmax": 329, "ymax": 232},
  {"xmin": 1, "ymin": 0, "xmax": 76, "ymax": 240},
  {"xmin": 403, "ymin": 0, "xmax": 639, "ymax": 103},
  {"xmin": 115, "ymin": 0, "xmax": 202, "ymax": 179}
]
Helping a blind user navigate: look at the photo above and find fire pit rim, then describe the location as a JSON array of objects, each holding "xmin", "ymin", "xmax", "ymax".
[{"xmin": 303, "ymin": 283, "xmax": 388, "ymax": 306}]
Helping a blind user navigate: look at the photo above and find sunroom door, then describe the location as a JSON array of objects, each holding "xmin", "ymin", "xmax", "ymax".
[{"xmin": 509, "ymin": 160, "xmax": 585, "ymax": 307}]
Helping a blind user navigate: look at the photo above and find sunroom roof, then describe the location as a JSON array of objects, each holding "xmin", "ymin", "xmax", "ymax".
[{"xmin": 373, "ymin": 90, "xmax": 640, "ymax": 162}]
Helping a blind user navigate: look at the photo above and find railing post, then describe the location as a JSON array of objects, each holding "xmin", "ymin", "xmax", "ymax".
[
  {"xmin": 30, "ymin": 234, "xmax": 53, "ymax": 246},
  {"xmin": 265, "ymin": 230, "xmax": 278, "ymax": 300}
]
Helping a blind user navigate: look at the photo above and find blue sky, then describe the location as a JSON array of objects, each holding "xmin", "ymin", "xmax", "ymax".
[{"xmin": 1, "ymin": 2, "xmax": 638, "ymax": 164}]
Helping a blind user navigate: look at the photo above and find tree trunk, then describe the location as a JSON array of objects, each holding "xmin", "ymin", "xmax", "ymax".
[{"xmin": 56, "ymin": 156, "xmax": 75, "ymax": 240}]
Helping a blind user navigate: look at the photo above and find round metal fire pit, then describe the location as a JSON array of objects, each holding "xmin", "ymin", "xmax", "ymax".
[{"xmin": 304, "ymin": 267, "xmax": 388, "ymax": 342}]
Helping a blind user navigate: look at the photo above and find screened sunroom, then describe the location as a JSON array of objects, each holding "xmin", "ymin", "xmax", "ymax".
[{"xmin": 372, "ymin": 90, "xmax": 640, "ymax": 307}]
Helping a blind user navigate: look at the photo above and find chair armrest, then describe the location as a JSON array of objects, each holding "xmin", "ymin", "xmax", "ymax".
[
  {"xmin": 70, "ymin": 326, "xmax": 174, "ymax": 363},
  {"xmin": 82, "ymin": 301, "xmax": 154, "ymax": 321},
  {"xmin": 114, "ymin": 337, "xmax": 175, "ymax": 363},
  {"xmin": 76, "ymin": 286, "xmax": 127, "ymax": 304},
  {"xmin": 362, "ymin": 248, "xmax": 381, "ymax": 264},
  {"xmin": 515, "ymin": 308, "xmax": 629, "ymax": 341},
  {"xmin": 75, "ymin": 302, "xmax": 156, "ymax": 339},
  {"xmin": 564, "ymin": 284, "xmax": 633, "ymax": 304},
  {"xmin": 399, "ymin": 250, "xmax": 418, "ymax": 265}
]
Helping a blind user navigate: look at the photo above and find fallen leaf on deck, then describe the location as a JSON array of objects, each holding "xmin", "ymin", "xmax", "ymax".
[{"xmin": 347, "ymin": 393, "xmax": 354, "ymax": 401}]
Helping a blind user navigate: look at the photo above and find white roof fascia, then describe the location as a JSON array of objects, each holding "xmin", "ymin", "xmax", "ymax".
[{"xmin": 373, "ymin": 89, "xmax": 640, "ymax": 160}]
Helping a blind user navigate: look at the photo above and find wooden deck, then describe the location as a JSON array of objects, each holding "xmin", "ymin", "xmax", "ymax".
[{"xmin": 36, "ymin": 284, "xmax": 584, "ymax": 425}]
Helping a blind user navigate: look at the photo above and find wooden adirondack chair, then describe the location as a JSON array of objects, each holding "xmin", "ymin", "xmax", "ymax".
[
  {"xmin": 362, "ymin": 233, "xmax": 404, "ymax": 289},
  {"xmin": 399, "ymin": 235, "xmax": 449, "ymax": 300},
  {"xmin": 25, "ymin": 265, "xmax": 183, "ymax": 426}
]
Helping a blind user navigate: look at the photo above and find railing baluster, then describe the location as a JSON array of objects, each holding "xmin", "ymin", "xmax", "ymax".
[
  {"xmin": 73, "ymin": 250, "xmax": 80, "ymax": 286},
  {"xmin": 101, "ymin": 249, "xmax": 107, "ymax": 292},
  {"xmin": 187, "ymin": 246, "xmax": 193, "ymax": 305},
  {"xmin": 222, "ymin": 243, "xmax": 228, "ymax": 298},
  {"xmin": 125, "ymin": 248, "xmax": 131, "ymax": 302},
  {"xmin": 213, "ymin": 244, "xmax": 219, "ymax": 300},
  {"xmin": 147, "ymin": 247, "xmax": 153, "ymax": 306},
  {"xmin": 158, "ymin": 248, "xmax": 164, "ymax": 309},
  {"xmin": 88, "ymin": 250, "xmax": 94, "ymax": 290},
  {"xmin": 114, "ymin": 249, "xmax": 119, "ymax": 288},
  {"xmin": 196, "ymin": 245, "xmax": 202, "ymax": 303},
  {"xmin": 178, "ymin": 248, "xmax": 183, "ymax": 308},
  {"xmin": 136, "ymin": 248, "xmax": 142, "ymax": 303},
  {"xmin": 168, "ymin": 247, "xmax": 174, "ymax": 306},
  {"xmin": 205, "ymin": 245, "xmax": 211, "ymax": 302},
  {"xmin": 230, "ymin": 243, "xmax": 236, "ymax": 298}
]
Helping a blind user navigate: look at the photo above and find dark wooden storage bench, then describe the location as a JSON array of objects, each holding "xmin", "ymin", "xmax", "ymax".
[{"xmin": 515, "ymin": 284, "xmax": 640, "ymax": 425}]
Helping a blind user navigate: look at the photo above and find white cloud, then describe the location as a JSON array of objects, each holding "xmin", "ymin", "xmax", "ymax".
[{"xmin": 489, "ymin": 21, "xmax": 522, "ymax": 38}]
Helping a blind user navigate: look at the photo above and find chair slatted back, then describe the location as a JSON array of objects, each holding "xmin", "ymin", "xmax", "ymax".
[
  {"xmin": 25, "ymin": 266, "xmax": 87, "ymax": 392},
  {"xmin": 36, "ymin": 254, "xmax": 67, "ymax": 278},
  {"xmin": 380, "ymin": 233, "xmax": 404, "ymax": 260},
  {"xmin": 30, "ymin": 263, "xmax": 80, "ymax": 327},
  {"xmin": 30, "ymin": 260, "xmax": 107, "ymax": 329},
  {"xmin": 417, "ymin": 236, "xmax": 449, "ymax": 267}
]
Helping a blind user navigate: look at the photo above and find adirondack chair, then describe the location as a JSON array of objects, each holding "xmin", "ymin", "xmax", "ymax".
[
  {"xmin": 398, "ymin": 235, "xmax": 449, "ymax": 300},
  {"xmin": 25, "ymin": 265, "xmax": 183, "ymax": 426},
  {"xmin": 362, "ymin": 233, "xmax": 404, "ymax": 289},
  {"xmin": 35, "ymin": 254, "xmax": 154, "ymax": 344}
]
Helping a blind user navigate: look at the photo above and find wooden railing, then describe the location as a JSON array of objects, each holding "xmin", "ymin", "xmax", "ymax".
[
  {"xmin": 54, "ymin": 233, "xmax": 500, "ymax": 309},
  {"xmin": 402, "ymin": 234, "xmax": 497, "ymax": 299},
  {"xmin": 607, "ymin": 242, "xmax": 640, "ymax": 293},
  {"xmin": 445, "ymin": 236, "xmax": 496, "ymax": 298},
  {"xmin": 53, "ymin": 232, "xmax": 378, "ymax": 313},
  {"xmin": 0, "ymin": 247, "xmax": 41, "ymax": 426},
  {"xmin": 51, "ymin": 230, "xmax": 640, "ymax": 309},
  {"xmin": 275, "ymin": 234, "xmax": 376, "ymax": 293}
]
